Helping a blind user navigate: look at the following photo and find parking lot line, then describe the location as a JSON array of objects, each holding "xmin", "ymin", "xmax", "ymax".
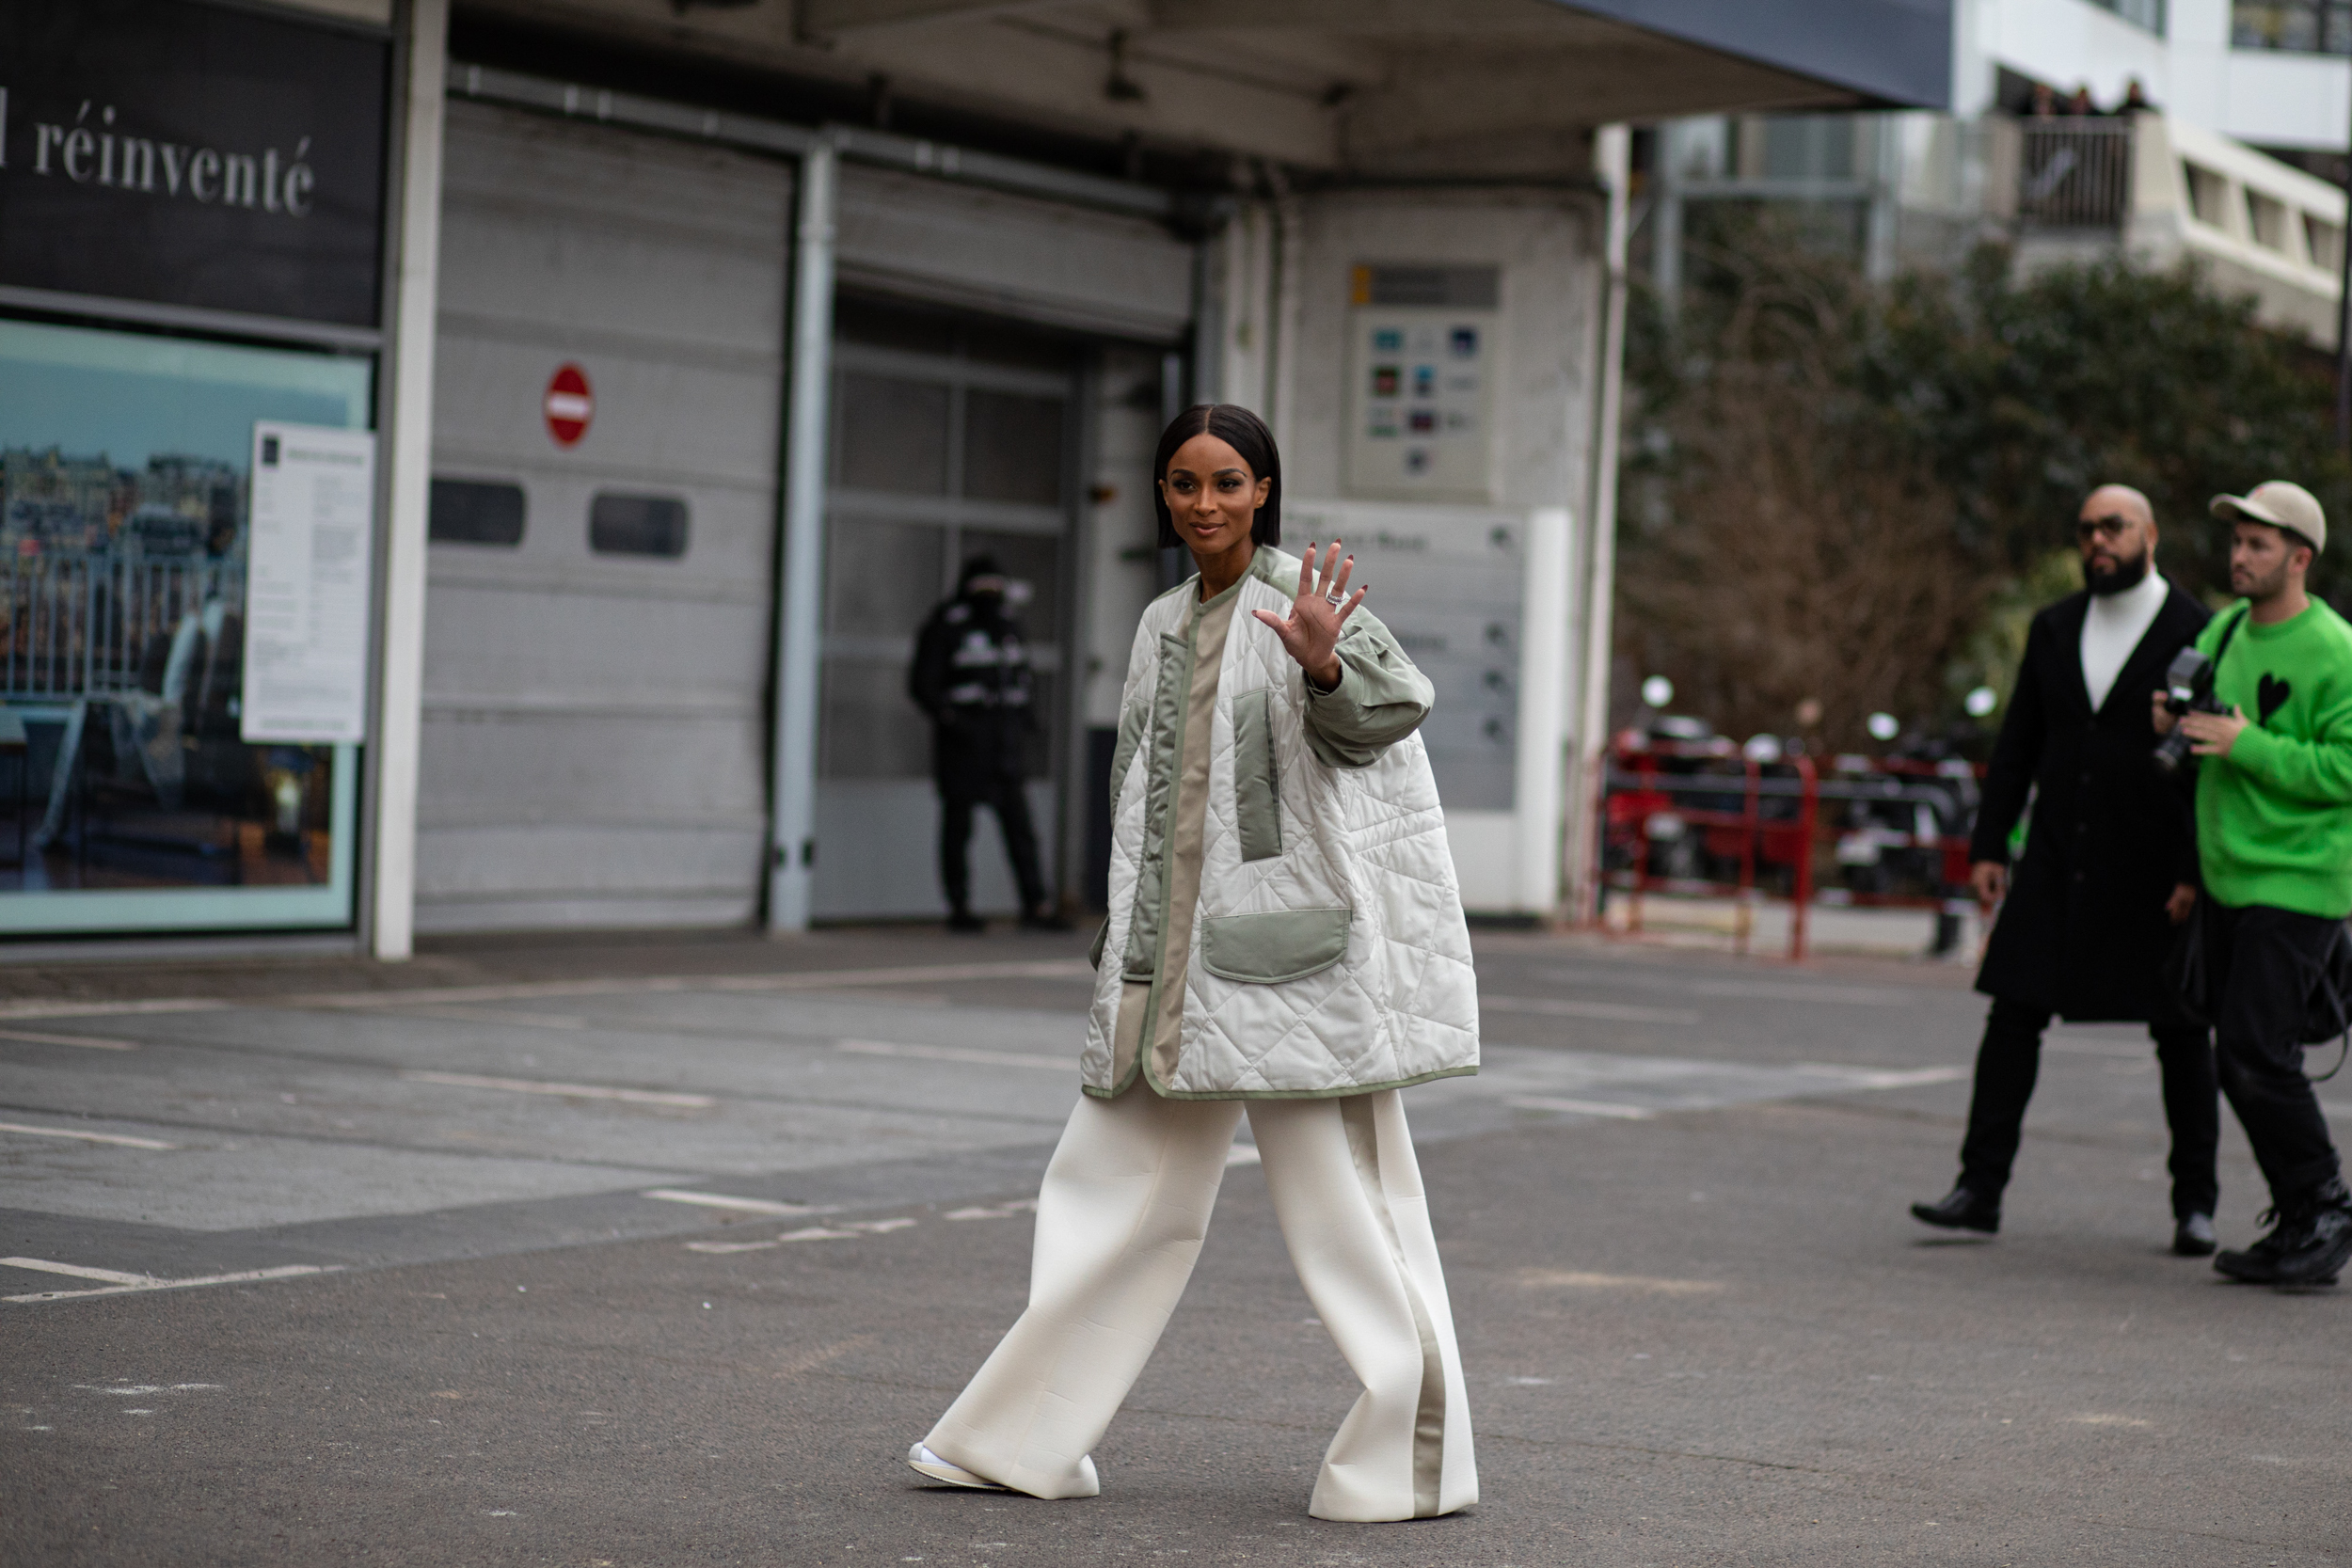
[
  {"xmin": 834, "ymin": 1038, "xmax": 1071, "ymax": 1070},
  {"xmin": 1508, "ymin": 1096, "xmax": 1659, "ymax": 1120},
  {"xmin": 1, "ymin": 1257, "xmax": 156, "ymax": 1286},
  {"xmin": 0, "ymin": 1120, "xmax": 176, "ymax": 1148},
  {"xmin": 643, "ymin": 1189, "xmax": 813, "ymax": 1215},
  {"xmin": 4, "ymin": 1263, "xmax": 341, "ymax": 1306},
  {"xmin": 399, "ymin": 1070, "xmax": 716, "ymax": 1108},
  {"xmin": 0, "ymin": 1027, "xmax": 141, "ymax": 1051}
]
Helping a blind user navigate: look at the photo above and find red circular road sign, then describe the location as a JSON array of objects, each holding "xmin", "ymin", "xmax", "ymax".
[{"xmin": 544, "ymin": 363, "xmax": 594, "ymax": 447}]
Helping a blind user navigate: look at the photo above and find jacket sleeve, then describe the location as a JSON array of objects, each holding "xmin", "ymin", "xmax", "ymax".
[
  {"xmin": 2222, "ymin": 673, "xmax": 2352, "ymax": 805},
  {"xmin": 1301, "ymin": 609, "xmax": 1435, "ymax": 768},
  {"xmin": 907, "ymin": 610, "xmax": 948, "ymax": 721},
  {"xmin": 1968, "ymin": 616, "xmax": 2048, "ymax": 864}
]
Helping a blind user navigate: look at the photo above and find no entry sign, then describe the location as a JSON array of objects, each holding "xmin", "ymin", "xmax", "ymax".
[{"xmin": 544, "ymin": 364, "xmax": 594, "ymax": 447}]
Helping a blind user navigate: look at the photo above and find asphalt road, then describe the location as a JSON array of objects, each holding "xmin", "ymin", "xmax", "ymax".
[{"xmin": 2, "ymin": 927, "xmax": 2345, "ymax": 1565}]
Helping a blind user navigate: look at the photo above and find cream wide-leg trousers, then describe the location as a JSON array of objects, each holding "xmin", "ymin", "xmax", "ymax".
[{"xmin": 921, "ymin": 1085, "xmax": 1477, "ymax": 1521}]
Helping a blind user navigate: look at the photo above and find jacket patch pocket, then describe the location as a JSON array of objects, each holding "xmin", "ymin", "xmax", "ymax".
[
  {"xmin": 1233, "ymin": 688, "xmax": 1282, "ymax": 863},
  {"xmin": 1200, "ymin": 907, "xmax": 1350, "ymax": 985}
]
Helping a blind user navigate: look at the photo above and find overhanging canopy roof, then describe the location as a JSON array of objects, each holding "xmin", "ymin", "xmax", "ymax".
[
  {"xmin": 470, "ymin": 0, "xmax": 1954, "ymax": 174},
  {"xmin": 1558, "ymin": 2, "xmax": 1950, "ymax": 114}
]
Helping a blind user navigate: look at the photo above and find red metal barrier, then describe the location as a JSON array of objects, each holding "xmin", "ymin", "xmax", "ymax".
[{"xmin": 1597, "ymin": 736, "xmax": 1979, "ymax": 963}]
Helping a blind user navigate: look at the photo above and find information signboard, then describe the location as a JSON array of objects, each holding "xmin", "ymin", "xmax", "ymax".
[
  {"xmin": 1343, "ymin": 264, "xmax": 1500, "ymax": 501},
  {"xmin": 1288, "ymin": 499, "xmax": 1523, "ymax": 811},
  {"xmin": 242, "ymin": 421, "xmax": 376, "ymax": 743}
]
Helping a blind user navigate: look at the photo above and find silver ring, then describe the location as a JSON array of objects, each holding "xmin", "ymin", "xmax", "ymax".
[{"xmin": 1323, "ymin": 590, "xmax": 1344, "ymax": 607}]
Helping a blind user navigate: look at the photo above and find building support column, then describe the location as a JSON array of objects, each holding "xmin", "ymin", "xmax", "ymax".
[
  {"xmin": 1563, "ymin": 123, "xmax": 1630, "ymax": 925},
  {"xmin": 368, "ymin": 0, "xmax": 448, "ymax": 960},
  {"xmin": 767, "ymin": 141, "xmax": 838, "ymax": 932}
]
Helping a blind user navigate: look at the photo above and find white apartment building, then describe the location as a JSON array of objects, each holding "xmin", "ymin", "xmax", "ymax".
[{"xmin": 1648, "ymin": 0, "xmax": 2352, "ymax": 340}]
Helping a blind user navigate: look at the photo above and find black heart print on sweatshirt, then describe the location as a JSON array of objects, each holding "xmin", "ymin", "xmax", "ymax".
[{"xmin": 2258, "ymin": 673, "xmax": 2293, "ymax": 724}]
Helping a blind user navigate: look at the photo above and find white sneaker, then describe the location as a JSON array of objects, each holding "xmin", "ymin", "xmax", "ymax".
[{"xmin": 907, "ymin": 1442, "xmax": 1009, "ymax": 1490}]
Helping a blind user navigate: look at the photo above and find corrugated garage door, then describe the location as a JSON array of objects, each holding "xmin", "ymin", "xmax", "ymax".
[{"xmin": 419, "ymin": 102, "xmax": 788, "ymax": 931}]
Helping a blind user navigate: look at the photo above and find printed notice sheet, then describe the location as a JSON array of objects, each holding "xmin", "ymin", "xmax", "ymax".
[{"xmin": 241, "ymin": 422, "xmax": 375, "ymax": 744}]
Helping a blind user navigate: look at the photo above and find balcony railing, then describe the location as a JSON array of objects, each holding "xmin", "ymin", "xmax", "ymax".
[
  {"xmin": 2016, "ymin": 117, "xmax": 2135, "ymax": 231},
  {"xmin": 0, "ymin": 549, "xmax": 242, "ymax": 703}
]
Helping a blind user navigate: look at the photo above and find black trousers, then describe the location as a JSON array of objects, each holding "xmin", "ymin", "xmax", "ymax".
[
  {"xmin": 939, "ymin": 773, "xmax": 1046, "ymax": 916},
  {"xmin": 1958, "ymin": 997, "xmax": 2219, "ymax": 1219},
  {"xmin": 2202, "ymin": 901, "xmax": 2345, "ymax": 1209}
]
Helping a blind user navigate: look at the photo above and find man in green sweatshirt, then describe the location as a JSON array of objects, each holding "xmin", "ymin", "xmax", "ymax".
[{"xmin": 2153, "ymin": 481, "xmax": 2352, "ymax": 1286}]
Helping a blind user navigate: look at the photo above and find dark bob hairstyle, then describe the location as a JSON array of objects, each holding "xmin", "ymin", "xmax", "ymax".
[{"xmin": 1152, "ymin": 404, "xmax": 1281, "ymax": 549}]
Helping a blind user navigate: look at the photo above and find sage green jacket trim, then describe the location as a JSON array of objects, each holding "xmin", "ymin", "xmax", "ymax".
[
  {"xmin": 1119, "ymin": 631, "xmax": 1192, "ymax": 980},
  {"xmin": 1083, "ymin": 1063, "xmax": 1480, "ymax": 1102}
]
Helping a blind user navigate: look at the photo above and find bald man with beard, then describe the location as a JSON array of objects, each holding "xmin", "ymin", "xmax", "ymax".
[{"xmin": 1913, "ymin": 485, "xmax": 2222, "ymax": 1256}]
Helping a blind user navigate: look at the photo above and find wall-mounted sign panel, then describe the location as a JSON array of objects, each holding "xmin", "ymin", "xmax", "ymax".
[
  {"xmin": 0, "ymin": 0, "xmax": 390, "ymax": 327},
  {"xmin": 1343, "ymin": 264, "xmax": 1499, "ymax": 502},
  {"xmin": 1289, "ymin": 498, "xmax": 1576, "ymax": 916},
  {"xmin": 1289, "ymin": 499, "xmax": 1522, "ymax": 812},
  {"xmin": 243, "ymin": 421, "xmax": 376, "ymax": 743}
]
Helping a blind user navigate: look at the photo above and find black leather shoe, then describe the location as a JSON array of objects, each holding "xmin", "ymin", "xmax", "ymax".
[
  {"xmin": 1018, "ymin": 908, "xmax": 1074, "ymax": 932},
  {"xmin": 2172, "ymin": 1212, "xmax": 2217, "ymax": 1257},
  {"xmin": 1911, "ymin": 1185, "xmax": 1999, "ymax": 1234},
  {"xmin": 2219, "ymin": 1184, "xmax": 2352, "ymax": 1286},
  {"xmin": 946, "ymin": 911, "xmax": 986, "ymax": 933}
]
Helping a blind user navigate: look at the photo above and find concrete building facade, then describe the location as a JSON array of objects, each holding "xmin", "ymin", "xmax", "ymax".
[{"xmin": 0, "ymin": 0, "xmax": 1948, "ymax": 955}]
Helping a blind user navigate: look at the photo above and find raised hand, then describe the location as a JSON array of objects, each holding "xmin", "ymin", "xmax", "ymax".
[{"xmin": 1251, "ymin": 540, "xmax": 1365, "ymax": 690}]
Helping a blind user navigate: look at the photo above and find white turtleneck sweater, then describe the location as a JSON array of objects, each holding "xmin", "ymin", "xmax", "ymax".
[{"xmin": 2078, "ymin": 566, "xmax": 2169, "ymax": 711}]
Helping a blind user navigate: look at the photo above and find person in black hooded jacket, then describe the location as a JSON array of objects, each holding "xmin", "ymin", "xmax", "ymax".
[
  {"xmin": 909, "ymin": 557, "xmax": 1061, "ymax": 931},
  {"xmin": 1911, "ymin": 485, "xmax": 2220, "ymax": 1255}
]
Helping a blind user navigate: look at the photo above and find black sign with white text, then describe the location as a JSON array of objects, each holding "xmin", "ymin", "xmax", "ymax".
[{"xmin": 0, "ymin": 0, "xmax": 390, "ymax": 328}]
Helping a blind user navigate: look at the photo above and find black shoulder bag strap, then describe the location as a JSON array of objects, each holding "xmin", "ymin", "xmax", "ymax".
[{"xmin": 2210, "ymin": 604, "xmax": 2249, "ymax": 672}]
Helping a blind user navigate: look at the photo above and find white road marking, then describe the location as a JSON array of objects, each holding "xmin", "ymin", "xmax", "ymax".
[
  {"xmin": 835, "ymin": 1038, "xmax": 1071, "ymax": 1070},
  {"xmin": 1790, "ymin": 1065, "xmax": 1969, "ymax": 1089},
  {"xmin": 684, "ymin": 1239, "xmax": 785, "ymax": 1254},
  {"xmin": 0, "ymin": 1120, "xmax": 176, "ymax": 1149},
  {"xmin": 643, "ymin": 1189, "xmax": 811, "ymax": 1216},
  {"xmin": 74, "ymin": 1384, "xmax": 221, "ymax": 1394},
  {"xmin": 685, "ymin": 1216, "xmax": 918, "ymax": 1253},
  {"xmin": 293, "ymin": 960, "xmax": 1096, "ymax": 1013},
  {"xmin": 942, "ymin": 1201, "xmax": 1035, "ymax": 1221},
  {"xmin": 401, "ymin": 1007, "xmax": 588, "ymax": 1031},
  {"xmin": 4, "ymin": 1258, "xmax": 154, "ymax": 1286},
  {"xmin": 0, "ymin": 1028, "xmax": 140, "ymax": 1051},
  {"xmin": 1508, "ymin": 1097, "xmax": 1658, "ymax": 1120},
  {"xmin": 4, "ymin": 1263, "xmax": 340, "ymax": 1305},
  {"xmin": 399, "ymin": 1070, "xmax": 715, "ymax": 1108},
  {"xmin": 1481, "ymin": 995, "xmax": 1703, "ymax": 1025},
  {"xmin": 1520, "ymin": 1268, "xmax": 1724, "ymax": 1294},
  {"xmin": 0, "ymin": 998, "xmax": 229, "ymax": 1022}
]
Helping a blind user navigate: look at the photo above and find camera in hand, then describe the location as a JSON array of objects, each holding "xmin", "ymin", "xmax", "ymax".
[{"xmin": 2153, "ymin": 646, "xmax": 2218, "ymax": 774}]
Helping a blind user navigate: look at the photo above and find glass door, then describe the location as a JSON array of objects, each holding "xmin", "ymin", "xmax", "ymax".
[{"xmin": 812, "ymin": 297, "xmax": 1077, "ymax": 919}]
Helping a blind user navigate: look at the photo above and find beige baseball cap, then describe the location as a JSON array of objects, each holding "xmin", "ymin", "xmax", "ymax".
[{"xmin": 2212, "ymin": 481, "xmax": 2327, "ymax": 556}]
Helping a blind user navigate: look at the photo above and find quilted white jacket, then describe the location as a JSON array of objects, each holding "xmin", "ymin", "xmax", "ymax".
[{"xmin": 1081, "ymin": 547, "xmax": 1481, "ymax": 1098}]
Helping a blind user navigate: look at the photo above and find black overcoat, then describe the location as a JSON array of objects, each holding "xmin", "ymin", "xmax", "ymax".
[{"xmin": 1971, "ymin": 584, "xmax": 2209, "ymax": 1021}]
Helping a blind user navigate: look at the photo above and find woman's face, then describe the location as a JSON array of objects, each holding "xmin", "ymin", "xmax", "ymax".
[{"xmin": 1160, "ymin": 433, "xmax": 1270, "ymax": 562}]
